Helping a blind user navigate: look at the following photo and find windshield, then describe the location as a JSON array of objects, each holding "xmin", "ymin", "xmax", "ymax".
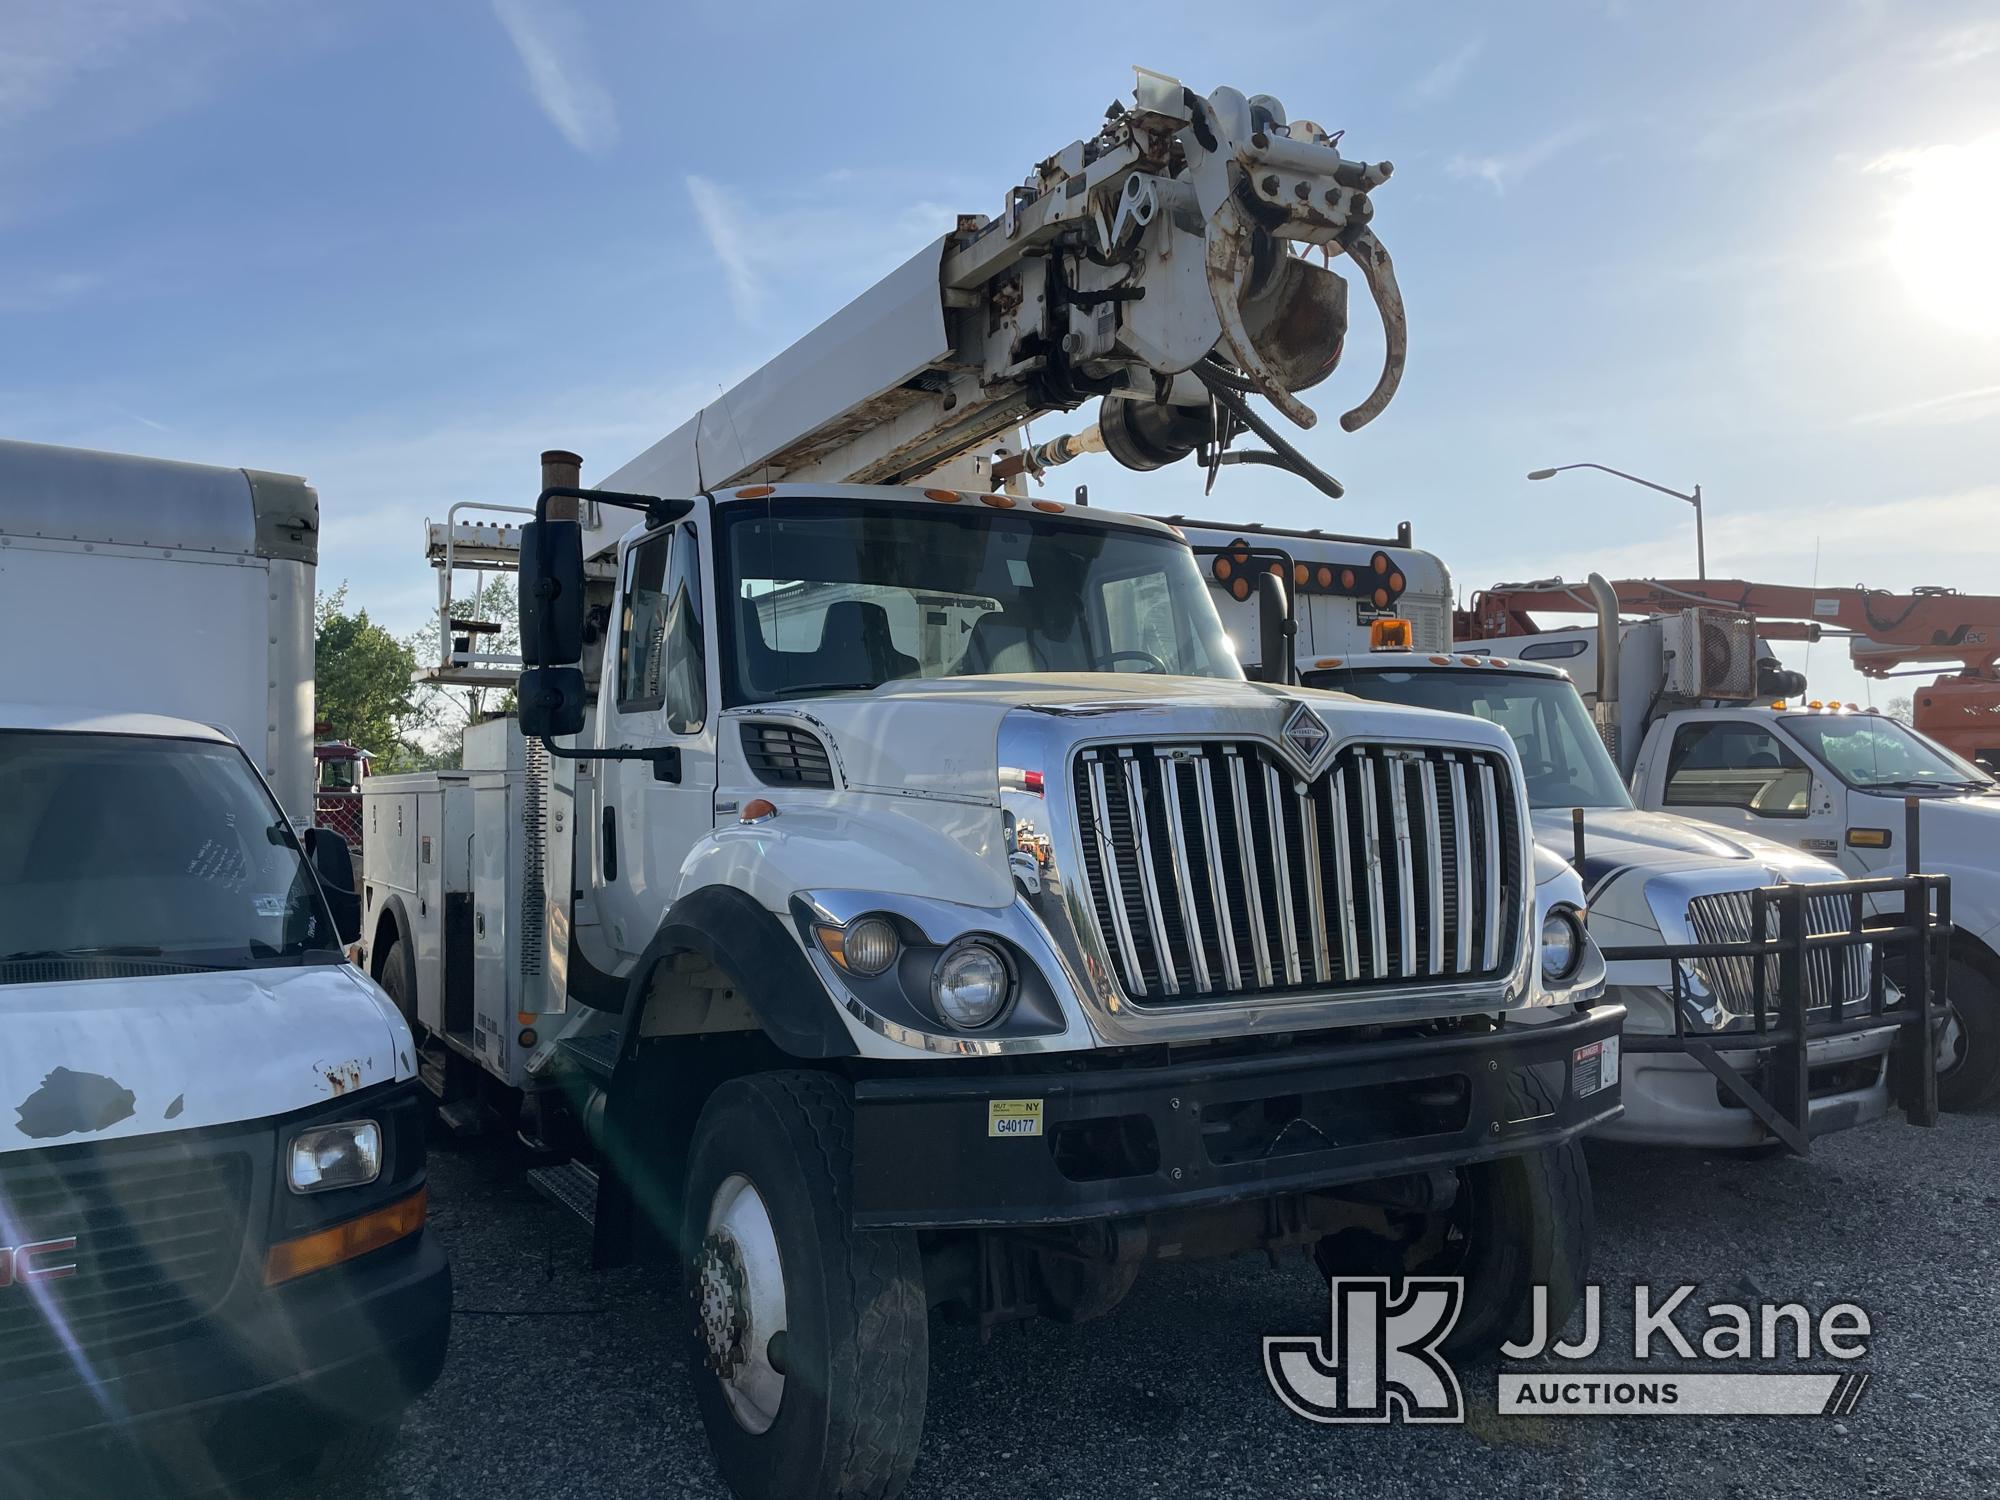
[
  {"xmin": 0, "ymin": 730, "xmax": 341, "ymax": 978},
  {"xmin": 1307, "ymin": 666, "xmax": 1633, "ymax": 810},
  {"xmin": 1782, "ymin": 713, "xmax": 1996, "ymax": 792},
  {"xmin": 715, "ymin": 497, "xmax": 1241, "ymax": 705}
]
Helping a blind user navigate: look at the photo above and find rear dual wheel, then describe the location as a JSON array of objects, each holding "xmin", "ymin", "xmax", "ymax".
[{"xmin": 682, "ymin": 1072, "xmax": 927, "ymax": 1500}]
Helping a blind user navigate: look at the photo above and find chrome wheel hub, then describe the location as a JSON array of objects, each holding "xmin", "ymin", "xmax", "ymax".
[
  {"xmin": 1937, "ymin": 1003, "xmax": 1967, "ymax": 1076},
  {"xmin": 695, "ymin": 1237, "xmax": 749, "ymax": 1379},
  {"xmin": 693, "ymin": 1173, "xmax": 788, "ymax": 1434}
]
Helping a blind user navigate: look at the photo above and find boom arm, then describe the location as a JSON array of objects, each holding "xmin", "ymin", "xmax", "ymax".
[
  {"xmin": 596, "ymin": 71, "xmax": 1401, "ymax": 539},
  {"xmin": 1463, "ymin": 577, "xmax": 2000, "ymax": 676}
]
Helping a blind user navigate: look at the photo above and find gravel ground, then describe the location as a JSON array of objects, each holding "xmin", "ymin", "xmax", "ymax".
[{"xmin": 313, "ymin": 1102, "xmax": 2000, "ymax": 1500}]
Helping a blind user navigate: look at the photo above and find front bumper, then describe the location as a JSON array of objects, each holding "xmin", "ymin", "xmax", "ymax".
[
  {"xmin": 1, "ymin": 1232, "xmax": 450, "ymax": 1492},
  {"xmin": 851, "ymin": 1003, "xmax": 1624, "ymax": 1228},
  {"xmin": 1595, "ymin": 1024, "xmax": 1895, "ymax": 1148},
  {"xmin": 0, "ymin": 1082, "xmax": 451, "ymax": 1491}
]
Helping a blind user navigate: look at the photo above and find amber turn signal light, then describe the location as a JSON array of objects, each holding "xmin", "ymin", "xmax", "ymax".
[{"xmin": 264, "ymin": 1187, "xmax": 428, "ymax": 1286}]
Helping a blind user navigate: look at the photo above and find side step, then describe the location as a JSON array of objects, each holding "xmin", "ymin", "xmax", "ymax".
[{"xmin": 527, "ymin": 1160, "xmax": 600, "ymax": 1228}]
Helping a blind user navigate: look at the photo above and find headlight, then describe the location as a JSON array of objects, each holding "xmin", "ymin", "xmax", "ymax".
[
  {"xmin": 817, "ymin": 915, "xmax": 900, "ymax": 977},
  {"xmin": 288, "ymin": 1120, "xmax": 383, "ymax": 1194},
  {"xmin": 1540, "ymin": 908, "xmax": 1585, "ymax": 983},
  {"xmin": 930, "ymin": 938, "xmax": 1012, "ymax": 1029}
]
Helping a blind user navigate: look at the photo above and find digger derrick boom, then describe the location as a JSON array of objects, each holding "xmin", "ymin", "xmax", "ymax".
[{"xmin": 594, "ymin": 71, "xmax": 1400, "ymax": 552}]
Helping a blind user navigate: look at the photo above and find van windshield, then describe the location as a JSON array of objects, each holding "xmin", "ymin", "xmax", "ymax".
[
  {"xmin": 1307, "ymin": 666, "xmax": 1633, "ymax": 810},
  {"xmin": 0, "ymin": 730, "xmax": 341, "ymax": 979},
  {"xmin": 715, "ymin": 496, "xmax": 1241, "ymax": 705}
]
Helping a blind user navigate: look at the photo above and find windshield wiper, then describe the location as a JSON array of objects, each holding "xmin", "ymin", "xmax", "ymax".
[
  {"xmin": 764, "ymin": 681, "xmax": 884, "ymax": 700},
  {"xmin": 1871, "ymin": 777, "xmax": 1989, "ymax": 793}
]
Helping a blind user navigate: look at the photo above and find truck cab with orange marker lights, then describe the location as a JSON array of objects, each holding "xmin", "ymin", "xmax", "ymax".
[{"xmin": 358, "ymin": 73, "xmax": 1628, "ymax": 1500}]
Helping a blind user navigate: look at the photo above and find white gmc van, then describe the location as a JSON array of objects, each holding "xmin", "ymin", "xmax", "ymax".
[{"xmin": 0, "ymin": 707, "xmax": 449, "ymax": 1491}]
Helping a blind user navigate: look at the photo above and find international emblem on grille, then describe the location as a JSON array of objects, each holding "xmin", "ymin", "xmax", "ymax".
[{"xmin": 1281, "ymin": 701, "xmax": 1331, "ymax": 767}]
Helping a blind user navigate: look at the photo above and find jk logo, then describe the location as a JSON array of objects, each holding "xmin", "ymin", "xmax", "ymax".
[{"xmin": 1264, "ymin": 1277, "xmax": 1465, "ymax": 1424}]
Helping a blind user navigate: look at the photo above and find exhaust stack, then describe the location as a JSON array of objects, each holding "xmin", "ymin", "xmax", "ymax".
[{"xmin": 1588, "ymin": 572, "xmax": 1623, "ymax": 768}]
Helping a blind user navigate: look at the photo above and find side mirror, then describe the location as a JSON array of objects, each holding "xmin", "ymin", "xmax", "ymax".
[
  {"xmin": 303, "ymin": 826, "xmax": 360, "ymax": 945},
  {"xmin": 518, "ymin": 665, "xmax": 588, "ymax": 739},
  {"xmin": 1255, "ymin": 570, "xmax": 1296, "ymax": 684},
  {"xmin": 520, "ymin": 518, "xmax": 586, "ymax": 666}
]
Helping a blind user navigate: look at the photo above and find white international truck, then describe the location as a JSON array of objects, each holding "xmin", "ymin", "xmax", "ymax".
[
  {"xmin": 1464, "ymin": 599, "xmax": 1997, "ymax": 1111},
  {"xmin": 362, "ymin": 74, "xmax": 1625, "ymax": 1500},
  {"xmin": 1181, "ymin": 520, "xmax": 1946, "ymax": 1153},
  {"xmin": 0, "ymin": 448, "xmax": 449, "ymax": 1489}
]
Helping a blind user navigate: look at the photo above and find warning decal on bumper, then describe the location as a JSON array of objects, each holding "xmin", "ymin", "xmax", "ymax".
[
  {"xmin": 988, "ymin": 1099, "xmax": 1044, "ymax": 1137},
  {"xmin": 1573, "ymin": 1037, "xmax": 1620, "ymax": 1097}
]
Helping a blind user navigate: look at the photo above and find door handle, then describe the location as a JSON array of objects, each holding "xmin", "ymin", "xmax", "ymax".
[{"xmin": 602, "ymin": 807, "xmax": 619, "ymax": 881}]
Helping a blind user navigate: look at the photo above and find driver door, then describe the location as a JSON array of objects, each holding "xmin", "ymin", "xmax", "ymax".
[
  {"xmin": 592, "ymin": 509, "xmax": 718, "ymax": 960},
  {"xmin": 1649, "ymin": 713, "xmax": 1846, "ymax": 862}
]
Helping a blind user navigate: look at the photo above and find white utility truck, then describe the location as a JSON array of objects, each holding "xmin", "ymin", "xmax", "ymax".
[
  {"xmin": 1468, "ymin": 599, "xmax": 1996, "ymax": 1110},
  {"xmin": 363, "ymin": 74, "xmax": 1623, "ymax": 1500},
  {"xmin": 1184, "ymin": 522, "xmax": 1945, "ymax": 1153},
  {"xmin": 0, "ymin": 708, "xmax": 449, "ymax": 1492},
  {"xmin": 0, "ymin": 438, "xmax": 320, "ymax": 823}
]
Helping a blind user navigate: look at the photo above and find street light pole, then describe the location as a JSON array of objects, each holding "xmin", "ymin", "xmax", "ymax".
[
  {"xmin": 1692, "ymin": 482, "xmax": 1705, "ymax": 582},
  {"xmin": 1527, "ymin": 463, "xmax": 1707, "ymax": 580}
]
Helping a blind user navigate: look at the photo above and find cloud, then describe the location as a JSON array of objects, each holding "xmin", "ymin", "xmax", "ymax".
[
  {"xmin": 1916, "ymin": 19, "xmax": 2000, "ymax": 68},
  {"xmin": 489, "ymin": 0, "xmax": 618, "ymax": 155},
  {"xmin": 1405, "ymin": 40, "xmax": 1482, "ymax": 107},
  {"xmin": 1446, "ymin": 123, "xmax": 1591, "ymax": 193},
  {"xmin": 686, "ymin": 175, "xmax": 765, "ymax": 323},
  {"xmin": 1854, "ymin": 384, "xmax": 2000, "ymax": 428},
  {"xmin": 682, "ymin": 171, "xmax": 962, "ymax": 328},
  {"xmin": 0, "ymin": 1, "xmax": 209, "ymax": 125},
  {"xmin": 0, "ymin": 268, "xmax": 102, "ymax": 313}
]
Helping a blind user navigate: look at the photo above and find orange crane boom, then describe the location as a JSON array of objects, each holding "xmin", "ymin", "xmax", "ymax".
[{"xmin": 1459, "ymin": 577, "xmax": 2000, "ymax": 766}]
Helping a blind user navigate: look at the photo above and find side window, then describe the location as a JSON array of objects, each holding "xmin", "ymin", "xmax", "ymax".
[
  {"xmin": 617, "ymin": 525, "xmax": 706, "ymax": 732},
  {"xmin": 1662, "ymin": 721, "xmax": 1812, "ymax": 818},
  {"xmin": 617, "ymin": 530, "xmax": 671, "ymax": 713}
]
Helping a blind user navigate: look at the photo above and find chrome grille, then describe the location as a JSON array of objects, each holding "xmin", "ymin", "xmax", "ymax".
[
  {"xmin": 1684, "ymin": 889, "xmax": 1872, "ymax": 1019},
  {"xmin": 1072, "ymin": 741, "xmax": 1521, "ymax": 1004},
  {"xmin": 0, "ymin": 1151, "xmax": 251, "ymax": 1380}
]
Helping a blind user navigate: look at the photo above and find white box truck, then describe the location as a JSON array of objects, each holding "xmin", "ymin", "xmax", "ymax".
[{"xmin": 0, "ymin": 437, "xmax": 318, "ymax": 823}]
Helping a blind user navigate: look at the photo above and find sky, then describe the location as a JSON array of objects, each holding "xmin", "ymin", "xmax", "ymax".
[{"xmin": 4, "ymin": 0, "xmax": 1998, "ymax": 709}]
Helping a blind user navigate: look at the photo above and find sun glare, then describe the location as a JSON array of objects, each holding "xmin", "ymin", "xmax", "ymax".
[{"xmin": 1889, "ymin": 136, "xmax": 2000, "ymax": 337}]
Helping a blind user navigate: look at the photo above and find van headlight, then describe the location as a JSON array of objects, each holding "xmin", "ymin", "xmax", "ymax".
[
  {"xmin": 288, "ymin": 1120, "xmax": 383, "ymax": 1194},
  {"xmin": 931, "ymin": 938, "xmax": 1013, "ymax": 1029},
  {"xmin": 1540, "ymin": 908, "xmax": 1585, "ymax": 983}
]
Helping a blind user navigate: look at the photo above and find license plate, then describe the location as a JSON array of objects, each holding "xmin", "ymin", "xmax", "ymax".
[
  {"xmin": 987, "ymin": 1099, "xmax": 1044, "ymax": 1138},
  {"xmin": 1573, "ymin": 1037, "xmax": 1620, "ymax": 1097}
]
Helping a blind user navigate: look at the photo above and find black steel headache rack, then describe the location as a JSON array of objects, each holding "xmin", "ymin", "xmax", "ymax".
[{"xmin": 1600, "ymin": 870, "xmax": 1949, "ymax": 1155}]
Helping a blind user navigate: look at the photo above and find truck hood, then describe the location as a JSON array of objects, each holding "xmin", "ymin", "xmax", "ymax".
[
  {"xmin": 757, "ymin": 673, "xmax": 1517, "ymax": 804},
  {"xmin": 1530, "ymin": 806, "xmax": 1832, "ymax": 897},
  {"xmin": 0, "ymin": 963, "xmax": 414, "ymax": 1154}
]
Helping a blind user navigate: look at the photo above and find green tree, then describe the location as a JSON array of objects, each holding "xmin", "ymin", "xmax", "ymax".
[{"xmin": 315, "ymin": 584, "xmax": 422, "ymax": 770}]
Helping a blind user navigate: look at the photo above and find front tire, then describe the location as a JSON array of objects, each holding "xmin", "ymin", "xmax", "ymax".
[
  {"xmin": 683, "ymin": 1072, "xmax": 927, "ymax": 1500},
  {"xmin": 1431, "ymin": 1135, "xmax": 1593, "ymax": 1355},
  {"xmin": 1938, "ymin": 957, "xmax": 2000, "ymax": 1112},
  {"xmin": 1316, "ymin": 1073, "xmax": 1594, "ymax": 1357}
]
